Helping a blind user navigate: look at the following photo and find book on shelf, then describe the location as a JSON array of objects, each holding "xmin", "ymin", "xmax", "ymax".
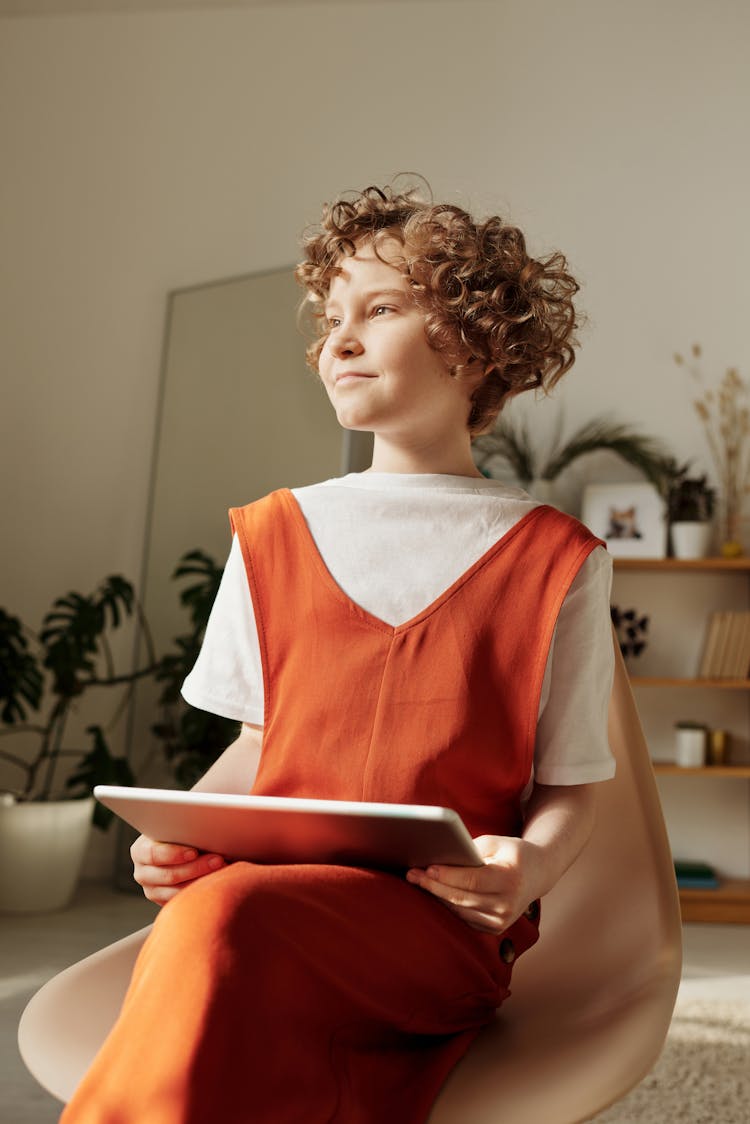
[
  {"xmin": 674, "ymin": 859, "xmax": 720, "ymax": 890},
  {"xmin": 698, "ymin": 610, "xmax": 750, "ymax": 679}
]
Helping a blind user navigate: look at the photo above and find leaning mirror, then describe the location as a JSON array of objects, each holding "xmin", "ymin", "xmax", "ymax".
[
  {"xmin": 142, "ymin": 267, "xmax": 357, "ymax": 653},
  {"xmin": 129, "ymin": 268, "xmax": 373, "ymax": 791}
]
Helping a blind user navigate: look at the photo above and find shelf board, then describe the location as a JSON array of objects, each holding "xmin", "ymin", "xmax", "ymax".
[
  {"xmin": 630, "ymin": 676, "xmax": 750, "ymax": 688},
  {"xmin": 678, "ymin": 879, "xmax": 750, "ymax": 924},
  {"xmin": 613, "ymin": 556, "xmax": 750, "ymax": 571},
  {"xmin": 654, "ymin": 764, "xmax": 750, "ymax": 777}
]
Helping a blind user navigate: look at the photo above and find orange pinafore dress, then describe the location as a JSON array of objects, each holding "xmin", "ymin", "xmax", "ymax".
[{"xmin": 61, "ymin": 490, "xmax": 602, "ymax": 1124}]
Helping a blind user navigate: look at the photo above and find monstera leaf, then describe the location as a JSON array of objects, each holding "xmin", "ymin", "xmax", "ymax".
[
  {"xmin": 0, "ymin": 608, "xmax": 44, "ymax": 724},
  {"xmin": 39, "ymin": 576, "xmax": 136, "ymax": 695}
]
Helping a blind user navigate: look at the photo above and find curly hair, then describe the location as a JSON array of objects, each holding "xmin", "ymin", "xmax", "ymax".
[{"xmin": 296, "ymin": 181, "xmax": 582, "ymax": 435}]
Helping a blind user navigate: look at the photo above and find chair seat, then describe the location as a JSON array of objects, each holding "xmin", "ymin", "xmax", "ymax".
[{"xmin": 19, "ymin": 635, "xmax": 682, "ymax": 1121}]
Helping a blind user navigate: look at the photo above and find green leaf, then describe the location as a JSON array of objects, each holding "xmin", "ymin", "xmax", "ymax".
[
  {"xmin": 172, "ymin": 550, "xmax": 224, "ymax": 631},
  {"xmin": 40, "ymin": 592, "xmax": 101, "ymax": 695},
  {"xmin": 541, "ymin": 417, "xmax": 672, "ymax": 486},
  {"xmin": 65, "ymin": 725, "xmax": 135, "ymax": 829},
  {"xmin": 474, "ymin": 412, "xmax": 673, "ymax": 491},
  {"xmin": 0, "ymin": 609, "xmax": 44, "ymax": 724},
  {"xmin": 38, "ymin": 576, "xmax": 137, "ymax": 697},
  {"xmin": 95, "ymin": 575, "xmax": 135, "ymax": 630}
]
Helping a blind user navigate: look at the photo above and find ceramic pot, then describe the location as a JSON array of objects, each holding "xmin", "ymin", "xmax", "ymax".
[
  {"xmin": 674, "ymin": 726, "xmax": 707, "ymax": 768},
  {"xmin": 671, "ymin": 521, "xmax": 713, "ymax": 559},
  {"xmin": 0, "ymin": 797, "xmax": 94, "ymax": 913}
]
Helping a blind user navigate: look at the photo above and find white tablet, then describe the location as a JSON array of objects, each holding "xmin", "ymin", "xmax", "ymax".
[{"xmin": 94, "ymin": 786, "xmax": 482, "ymax": 870}]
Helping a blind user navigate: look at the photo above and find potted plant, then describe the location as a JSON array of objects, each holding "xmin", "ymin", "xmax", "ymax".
[
  {"xmin": 472, "ymin": 412, "xmax": 673, "ymax": 504},
  {"xmin": 0, "ymin": 576, "xmax": 158, "ymax": 912},
  {"xmin": 152, "ymin": 551, "xmax": 239, "ymax": 789},
  {"xmin": 665, "ymin": 465, "xmax": 716, "ymax": 558},
  {"xmin": 610, "ymin": 605, "xmax": 649, "ymax": 663}
]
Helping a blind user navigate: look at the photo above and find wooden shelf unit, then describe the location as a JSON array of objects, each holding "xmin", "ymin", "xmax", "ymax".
[
  {"xmin": 613, "ymin": 554, "xmax": 750, "ymax": 924},
  {"xmin": 614, "ymin": 556, "xmax": 750, "ymax": 572},
  {"xmin": 631, "ymin": 677, "xmax": 750, "ymax": 688},
  {"xmin": 677, "ymin": 880, "xmax": 750, "ymax": 924},
  {"xmin": 653, "ymin": 764, "xmax": 750, "ymax": 777}
]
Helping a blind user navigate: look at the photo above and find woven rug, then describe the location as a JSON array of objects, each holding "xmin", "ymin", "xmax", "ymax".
[{"xmin": 591, "ymin": 993, "xmax": 750, "ymax": 1123}]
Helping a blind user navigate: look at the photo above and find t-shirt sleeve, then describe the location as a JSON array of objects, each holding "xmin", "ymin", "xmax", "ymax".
[
  {"xmin": 180, "ymin": 535, "xmax": 265, "ymax": 725},
  {"xmin": 533, "ymin": 545, "xmax": 616, "ymax": 785}
]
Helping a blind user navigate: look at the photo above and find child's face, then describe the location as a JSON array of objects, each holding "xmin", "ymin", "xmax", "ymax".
[{"xmin": 318, "ymin": 238, "xmax": 478, "ymax": 444}]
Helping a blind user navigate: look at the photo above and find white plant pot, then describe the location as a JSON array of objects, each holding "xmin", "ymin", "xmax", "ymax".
[
  {"xmin": 0, "ymin": 797, "xmax": 94, "ymax": 913},
  {"xmin": 671, "ymin": 521, "xmax": 713, "ymax": 559},
  {"xmin": 674, "ymin": 727, "xmax": 707, "ymax": 768}
]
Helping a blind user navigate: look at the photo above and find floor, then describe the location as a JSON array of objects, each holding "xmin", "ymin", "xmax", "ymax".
[
  {"xmin": 2, "ymin": 884, "xmax": 157, "ymax": 1124},
  {"xmin": 2, "ymin": 884, "xmax": 749, "ymax": 1124}
]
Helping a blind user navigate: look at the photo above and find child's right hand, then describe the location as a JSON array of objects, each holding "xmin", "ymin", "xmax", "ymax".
[{"xmin": 130, "ymin": 834, "xmax": 226, "ymax": 905}]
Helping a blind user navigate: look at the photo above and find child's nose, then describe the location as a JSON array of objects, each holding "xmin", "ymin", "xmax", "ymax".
[{"xmin": 329, "ymin": 326, "xmax": 364, "ymax": 358}]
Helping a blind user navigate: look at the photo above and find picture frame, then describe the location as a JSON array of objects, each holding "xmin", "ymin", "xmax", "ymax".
[{"xmin": 580, "ymin": 483, "xmax": 667, "ymax": 558}]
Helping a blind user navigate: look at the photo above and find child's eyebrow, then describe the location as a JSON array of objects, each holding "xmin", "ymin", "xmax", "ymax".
[{"xmin": 325, "ymin": 287, "xmax": 410, "ymax": 313}]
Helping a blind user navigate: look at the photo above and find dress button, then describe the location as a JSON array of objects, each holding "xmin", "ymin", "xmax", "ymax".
[
  {"xmin": 524, "ymin": 900, "xmax": 540, "ymax": 922},
  {"xmin": 499, "ymin": 938, "xmax": 516, "ymax": 964}
]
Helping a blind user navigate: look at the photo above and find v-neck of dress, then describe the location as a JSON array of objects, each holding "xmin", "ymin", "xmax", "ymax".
[{"xmin": 279, "ymin": 488, "xmax": 547, "ymax": 636}]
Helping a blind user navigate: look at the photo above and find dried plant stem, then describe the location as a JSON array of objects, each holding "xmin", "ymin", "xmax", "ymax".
[{"xmin": 683, "ymin": 352, "xmax": 749, "ymax": 546}]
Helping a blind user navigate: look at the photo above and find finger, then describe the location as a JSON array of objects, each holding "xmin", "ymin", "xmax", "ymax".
[
  {"xmin": 131, "ymin": 836, "xmax": 200, "ymax": 867},
  {"xmin": 407, "ymin": 871, "xmax": 517, "ymax": 934},
  {"xmin": 408, "ymin": 868, "xmax": 519, "ymax": 926},
  {"xmin": 407, "ymin": 869, "xmax": 488, "ymax": 911},
  {"xmin": 420, "ymin": 891, "xmax": 509, "ymax": 934},
  {"xmin": 135, "ymin": 853, "xmax": 225, "ymax": 889},
  {"xmin": 445, "ymin": 903, "xmax": 509, "ymax": 934},
  {"xmin": 409, "ymin": 863, "xmax": 488, "ymax": 893},
  {"xmin": 143, "ymin": 884, "xmax": 181, "ymax": 906},
  {"xmin": 143, "ymin": 875, "xmax": 207, "ymax": 907}
]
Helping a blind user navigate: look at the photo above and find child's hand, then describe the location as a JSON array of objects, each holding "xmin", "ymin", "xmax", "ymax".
[
  {"xmin": 130, "ymin": 834, "xmax": 226, "ymax": 906},
  {"xmin": 406, "ymin": 835, "xmax": 543, "ymax": 934}
]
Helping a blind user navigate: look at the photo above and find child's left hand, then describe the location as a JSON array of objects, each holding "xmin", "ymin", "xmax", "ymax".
[{"xmin": 406, "ymin": 835, "xmax": 543, "ymax": 935}]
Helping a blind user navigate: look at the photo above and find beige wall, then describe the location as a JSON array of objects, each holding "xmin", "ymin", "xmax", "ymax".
[
  {"xmin": 2, "ymin": 0, "xmax": 748, "ymax": 619},
  {"xmin": 1, "ymin": 0, "xmax": 749, "ymax": 873}
]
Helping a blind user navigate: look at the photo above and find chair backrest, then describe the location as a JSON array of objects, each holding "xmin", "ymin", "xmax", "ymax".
[
  {"xmin": 19, "ymin": 633, "xmax": 682, "ymax": 1120},
  {"xmin": 430, "ymin": 633, "xmax": 683, "ymax": 1121}
]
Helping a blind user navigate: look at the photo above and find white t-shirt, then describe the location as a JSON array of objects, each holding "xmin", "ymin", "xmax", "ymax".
[{"xmin": 182, "ymin": 472, "xmax": 616, "ymax": 787}]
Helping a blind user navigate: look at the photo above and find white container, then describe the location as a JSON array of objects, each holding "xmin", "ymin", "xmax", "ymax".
[
  {"xmin": 674, "ymin": 726, "xmax": 707, "ymax": 768},
  {"xmin": 671, "ymin": 521, "xmax": 713, "ymax": 559},
  {"xmin": 0, "ymin": 797, "xmax": 94, "ymax": 912}
]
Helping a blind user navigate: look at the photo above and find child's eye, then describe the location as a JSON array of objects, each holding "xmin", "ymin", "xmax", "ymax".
[
  {"xmin": 326, "ymin": 316, "xmax": 341, "ymax": 329},
  {"xmin": 372, "ymin": 305, "xmax": 392, "ymax": 317}
]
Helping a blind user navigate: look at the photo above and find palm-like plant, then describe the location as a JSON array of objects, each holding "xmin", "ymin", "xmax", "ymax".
[
  {"xmin": 0, "ymin": 577, "xmax": 157, "ymax": 827},
  {"xmin": 473, "ymin": 412, "xmax": 673, "ymax": 491}
]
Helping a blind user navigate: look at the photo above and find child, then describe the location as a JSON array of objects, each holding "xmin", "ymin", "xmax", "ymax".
[{"xmin": 62, "ymin": 182, "xmax": 615, "ymax": 1123}]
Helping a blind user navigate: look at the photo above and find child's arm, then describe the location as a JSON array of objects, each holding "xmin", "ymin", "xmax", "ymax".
[
  {"xmin": 131, "ymin": 723, "xmax": 263, "ymax": 905},
  {"xmin": 190, "ymin": 722, "xmax": 263, "ymax": 794},
  {"xmin": 406, "ymin": 781, "xmax": 597, "ymax": 934}
]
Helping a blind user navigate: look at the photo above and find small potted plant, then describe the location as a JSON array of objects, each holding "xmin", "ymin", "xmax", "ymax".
[
  {"xmin": 611, "ymin": 605, "xmax": 649, "ymax": 663},
  {"xmin": 0, "ymin": 577, "xmax": 158, "ymax": 912},
  {"xmin": 666, "ymin": 466, "xmax": 716, "ymax": 558}
]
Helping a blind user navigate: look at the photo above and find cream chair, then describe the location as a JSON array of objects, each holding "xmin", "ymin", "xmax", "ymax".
[{"xmin": 19, "ymin": 636, "xmax": 682, "ymax": 1121}]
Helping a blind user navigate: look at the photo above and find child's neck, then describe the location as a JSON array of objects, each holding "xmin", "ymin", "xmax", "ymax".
[{"xmin": 366, "ymin": 436, "xmax": 483, "ymax": 478}]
